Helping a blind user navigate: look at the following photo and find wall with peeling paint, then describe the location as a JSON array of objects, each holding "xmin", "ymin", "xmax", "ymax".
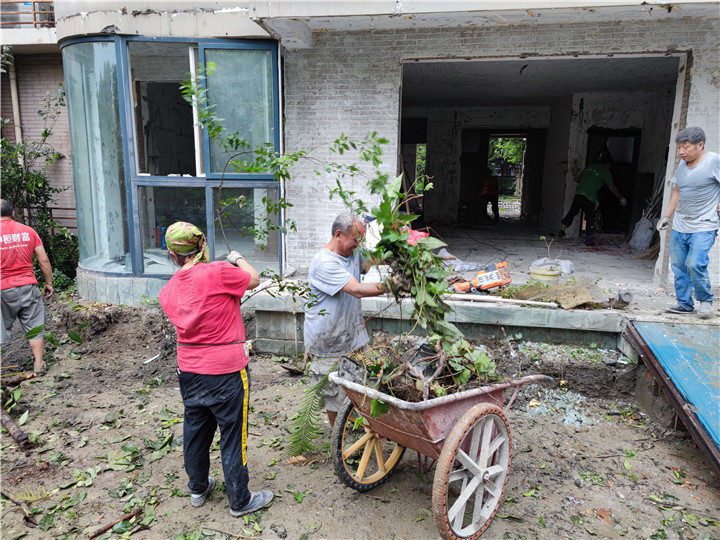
[
  {"xmin": 562, "ymin": 89, "xmax": 676, "ymax": 235},
  {"xmin": 280, "ymin": 18, "xmax": 718, "ymax": 283}
]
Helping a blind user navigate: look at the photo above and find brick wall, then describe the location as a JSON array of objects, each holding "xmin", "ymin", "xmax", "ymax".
[
  {"xmin": 0, "ymin": 53, "xmax": 75, "ymax": 232},
  {"xmin": 281, "ymin": 17, "xmax": 720, "ymax": 275}
]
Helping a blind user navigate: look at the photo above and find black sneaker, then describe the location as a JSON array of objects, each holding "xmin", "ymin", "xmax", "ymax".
[
  {"xmin": 666, "ymin": 305, "xmax": 694, "ymax": 314},
  {"xmin": 230, "ymin": 490, "xmax": 274, "ymax": 518},
  {"xmin": 558, "ymin": 230, "xmax": 566, "ymax": 238}
]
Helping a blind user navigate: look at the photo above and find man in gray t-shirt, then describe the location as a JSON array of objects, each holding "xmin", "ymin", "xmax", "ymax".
[
  {"xmin": 304, "ymin": 213, "xmax": 388, "ymax": 426},
  {"xmin": 657, "ymin": 127, "xmax": 720, "ymax": 318}
]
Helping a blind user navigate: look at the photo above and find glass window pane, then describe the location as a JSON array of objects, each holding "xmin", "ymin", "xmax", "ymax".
[
  {"xmin": 205, "ymin": 49, "xmax": 275, "ymax": 174},
  {"xmin": 213, "ymin": 187, "xmax": 279, "ymax": 275},
  {"xmin": 128, "ymin": 41, "xmax": 196, "ymax": 176},
  {"xmin": 138, "ymin": 186, "xmax": 207, "ymax": 274},
  {"xmin": 63, "ymin": 42, "xmax": 130, "ymax": 273}
]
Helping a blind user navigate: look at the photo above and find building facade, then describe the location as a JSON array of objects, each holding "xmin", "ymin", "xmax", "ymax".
[{"xmin": 2, "ymin": 1, "xmax": 718, "ymax": 304}]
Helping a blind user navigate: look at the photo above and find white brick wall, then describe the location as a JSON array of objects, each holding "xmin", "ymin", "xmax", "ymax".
[{"xmin": 281, "ymin": 17, "xmax": 720, "ymax": 280}]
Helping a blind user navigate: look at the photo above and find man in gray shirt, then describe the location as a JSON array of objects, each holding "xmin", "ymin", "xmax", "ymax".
[
  {"xmin": 304, "ymin": 213, "xmax": 388, "ymax": 426},
  {"xmin": 657, "ymin": 127, "xmax": 720, "ymax": 318}
]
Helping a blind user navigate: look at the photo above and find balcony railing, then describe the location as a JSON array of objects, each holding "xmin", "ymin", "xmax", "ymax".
[{"xmin": 0, "ymin": 1, "xmax": 54, "ymax": 28}]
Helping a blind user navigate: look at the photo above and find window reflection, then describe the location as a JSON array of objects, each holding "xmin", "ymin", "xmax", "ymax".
[
  {"xmin": 213, "ymin": 187, "xmax": 280, "ymax": 275},
  {"xmin": 138, "ymin": 186, "xmax": 206, "ymax": 274},
  {"xmin": 205, "ymin": 49, "xmax": 275, "ymax": 175},
  {"xmin": 63, "ymin": 41, "xmax": 129, "ymax": 273}
]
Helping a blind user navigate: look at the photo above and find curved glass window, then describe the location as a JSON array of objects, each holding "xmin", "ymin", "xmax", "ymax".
[
  {"xmin": 62, "ymin": 37, "xmax": 280, "ymax": 282},
  {"xmin": 63, "ymin": 41, "xmax": 129, "ymax": 273}
]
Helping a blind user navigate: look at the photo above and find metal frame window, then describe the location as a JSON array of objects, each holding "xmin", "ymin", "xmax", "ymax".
[{"xmin": 62, "ymin": 36, "xmax": 281, "ymax": 278}]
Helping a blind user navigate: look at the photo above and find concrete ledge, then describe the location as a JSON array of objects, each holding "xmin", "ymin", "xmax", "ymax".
[
  {"xmin": 77, "ymin": 269, "xmax": 167, "ymax": 307},
  {"xmin": 247, "ymin": 291, "xmax": 628, "ymax": 354}
]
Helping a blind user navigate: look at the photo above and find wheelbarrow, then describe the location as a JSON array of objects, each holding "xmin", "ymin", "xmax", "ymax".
[{"xmin": 329, "ymin": 366, "xmax": 555, "ymax": 540}]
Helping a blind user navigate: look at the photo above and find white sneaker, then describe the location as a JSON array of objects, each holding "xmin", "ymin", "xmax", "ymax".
[
  {"xmin": 230, "ymin": 490, "xmax": 274, "ymax": 517},
  {"xmin": 190, "ymin": 477, "xmax": 215, "ymax": 507},
  {"xmin": 698, "ymin": 301, "xmax": 713, "ymax": 319}
]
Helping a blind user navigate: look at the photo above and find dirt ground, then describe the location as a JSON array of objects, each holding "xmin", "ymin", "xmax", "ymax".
[{"xmin": 1, "ymin": 299, "xmax": 718, "ymax": 540}]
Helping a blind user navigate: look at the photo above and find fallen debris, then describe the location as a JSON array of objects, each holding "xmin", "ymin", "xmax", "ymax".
[
  {"xmin": 0, "ymin": 406, "xmax": 32, "ymax": 450},
  {"xmin": 512, "ymin": 279, "xmax": 632, "ymax": 310},
  {"xmin": 446, "ymin": 292, "xmax": 558, "ymax": 309},
  {"xmin": 88, "ymin": 507, "xmax": 142, "ymax": 539},
  {"xmin": 0, "ymin": 372, "xmax": 37, "ymax": 385},
  {"xmin": 0, "ymin": 488, "xmax": 37, "ymax": 527}
]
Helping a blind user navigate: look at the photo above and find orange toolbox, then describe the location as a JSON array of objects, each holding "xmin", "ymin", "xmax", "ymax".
[{"xmin": 451, "ymin": 261, "xmax": 512, "ymax": 292}]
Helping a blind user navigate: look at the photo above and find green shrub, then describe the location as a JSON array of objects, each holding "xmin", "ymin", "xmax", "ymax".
[{"xmin": 34, "ymin": 230, "xmax": 79, "ymax": 292}]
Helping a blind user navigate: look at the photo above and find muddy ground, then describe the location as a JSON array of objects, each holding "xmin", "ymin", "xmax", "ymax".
[{"xmin": 1, "ymin": 299, "xmax": 718, "ymax": 540}]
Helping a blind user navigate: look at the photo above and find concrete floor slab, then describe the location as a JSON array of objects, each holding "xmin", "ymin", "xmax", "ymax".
[{"xmin": 432, "ymin": 221, "xmax": 719, "ymax": 325}]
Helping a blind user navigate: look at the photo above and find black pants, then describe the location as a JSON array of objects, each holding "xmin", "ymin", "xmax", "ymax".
[
  {"xmin": 178, "ymin": 368, "xmax": 251, "ymax": 511},
  {"xmin": 480, "ymin": 194, "xmax": 499, "ymax": 223},
  {"xmin": 561, "ymin": 194, "xmax": 596, "ymax": 234}
]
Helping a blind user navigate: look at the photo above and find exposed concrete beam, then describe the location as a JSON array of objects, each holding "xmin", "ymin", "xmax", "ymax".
[
  {"xmin": 52, "ymin": 1, "xmax": 719, "ymax": 21},
  {"xmin": 262, "ymin": 19, "xmax": 313, "ymax": 49},
  {"xmin": 1, "ymin": 28, "xmax": 58, "ymax": 52},
  {"xmin": 55, "ymin": 8, "xmax": 270, "ymax": 42}
]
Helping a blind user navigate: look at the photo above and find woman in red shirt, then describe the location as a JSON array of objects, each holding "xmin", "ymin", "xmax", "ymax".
[{"xmin": 159, "ymin": 221, "xmax": 273, "ymax": 517}]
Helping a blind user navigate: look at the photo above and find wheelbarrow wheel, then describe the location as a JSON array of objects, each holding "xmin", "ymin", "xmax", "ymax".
[
  {"xmin": 331, "ymin": 399, "xmax": 406, "ymax": 492},
  {"xmin": 432, "ymin": 403, "xmax": 511, "ymax": 539}
]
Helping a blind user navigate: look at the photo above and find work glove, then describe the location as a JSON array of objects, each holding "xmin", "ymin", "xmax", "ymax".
[
  {"xmin": 656, "ymin": 216, "xmax": 671, "ymax": 231},
  {"xmin": 227, "ymin": 250, "xmax": 244, "ymax": 265},
  {"xmin": 619, "ymin": 198, "xmax": 627, "ymax": 207}
]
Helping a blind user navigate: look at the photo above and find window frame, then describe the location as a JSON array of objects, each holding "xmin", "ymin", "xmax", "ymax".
[
  {"xmin": 198, "ymin": 41, "xmax": 280, "ymax": 181},
  {"xmin": 115, "ymin": 36, "xmax": 281, "ymax": 278}
]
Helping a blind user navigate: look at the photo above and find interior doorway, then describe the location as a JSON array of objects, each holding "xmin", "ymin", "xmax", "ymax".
[
  {"xmin": 585, "ymin": 128, "xmax": 641, "ymax": 234},
  {"xmin": 458, "ymin": 129, "xmax": 545, "ymax": 226}
]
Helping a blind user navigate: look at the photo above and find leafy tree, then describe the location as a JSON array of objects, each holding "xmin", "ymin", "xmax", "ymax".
[
  {"xmin": 488, "ymin": 137, "xmax": 525, "ymax": 196},
  {"xmin": 415, "ymin": 143, "xmax": 426, "ymax": 178}
]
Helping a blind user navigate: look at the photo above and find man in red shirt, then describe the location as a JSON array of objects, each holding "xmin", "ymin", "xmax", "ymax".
[
  {"xmin": 1, "ymin": 199, "xmax": 54, "ymax": 372},
  {"xmin": 159, "ymin": 221, "xmax": 273, "ymax": 517}
]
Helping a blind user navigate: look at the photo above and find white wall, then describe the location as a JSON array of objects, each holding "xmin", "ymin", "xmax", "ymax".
[
  {"xmin": 281, "ymin": 16, "xmax": 718, "ymax": 271},
  {"xmin": 562, "ymin": 89, "xmax": 676, "ymax": 235}
]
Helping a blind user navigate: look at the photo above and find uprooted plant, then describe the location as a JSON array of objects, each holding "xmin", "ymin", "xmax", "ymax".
[
  {"xmin": 284, "ymin": 148, "xmax": 501, "ymax": 454},
  {"xmin": 182, "ymin": 63, "xmax": 497, "ymax": 456},
  {"xmin": 335, "ymin": 172, "xmax": 498, "ymax": 399}
]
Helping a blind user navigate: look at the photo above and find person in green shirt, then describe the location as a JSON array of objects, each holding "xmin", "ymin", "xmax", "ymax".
[{"xmin": 558, "ymin": 154, "xmax": 627, "ymax": 243}]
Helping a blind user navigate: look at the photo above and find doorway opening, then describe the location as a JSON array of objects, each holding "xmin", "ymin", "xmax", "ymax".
[
  {"xmin": 585, "ymin": 129, "xmax": 641, "ymax": 234},
  {"xmin": 487, "ymin": 136, "xmax": 525, "ymax": 221},
  {"xmin": 458, "ymin": 129, "xmax": 544, "ymax": 227}
]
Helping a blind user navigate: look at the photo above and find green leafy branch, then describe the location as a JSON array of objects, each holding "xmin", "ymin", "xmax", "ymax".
[{"xmin": 286, "ymin": 373, "xmax": 330, "ymax": 456}]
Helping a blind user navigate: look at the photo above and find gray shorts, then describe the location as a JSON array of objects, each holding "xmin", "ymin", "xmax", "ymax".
[
  {"xmin": 309, "ymin": 355, "xmax": 348, "ymax": 413},
  {"xmin": 1, "ymin": 284, "xmax": 46, "ymax": 343}
]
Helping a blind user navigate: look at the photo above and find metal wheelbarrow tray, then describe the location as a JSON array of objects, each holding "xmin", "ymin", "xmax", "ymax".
[{"xmin": 329, "ymin": 372, "xmax": 555, "ymax": 540}]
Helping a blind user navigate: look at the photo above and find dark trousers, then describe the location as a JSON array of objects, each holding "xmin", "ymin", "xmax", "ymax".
[
  {"xmin": 178, "ymin": 368, "xmax": 251, "ymax": 511},
  {"xmin": 480, "ymin": 194, "xmax": 499, "ymax": 223},
  {"xmin": 561, "ymin": 194, "xmax": 596, "ymax": 234}
]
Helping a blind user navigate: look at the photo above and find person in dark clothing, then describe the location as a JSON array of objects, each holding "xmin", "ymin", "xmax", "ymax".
[
  {"xmin": 479, "ymin": 169, "xmax": 500, "ymax": 224},
  {"xmin": 559, "ymin": 155, "xmax": 627, "ymax": 243}
]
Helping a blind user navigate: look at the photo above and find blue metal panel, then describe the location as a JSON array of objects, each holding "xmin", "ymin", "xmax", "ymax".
[{"xmin": 634, "ymin": 322, "xmax": 720, "ymax": 450}]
